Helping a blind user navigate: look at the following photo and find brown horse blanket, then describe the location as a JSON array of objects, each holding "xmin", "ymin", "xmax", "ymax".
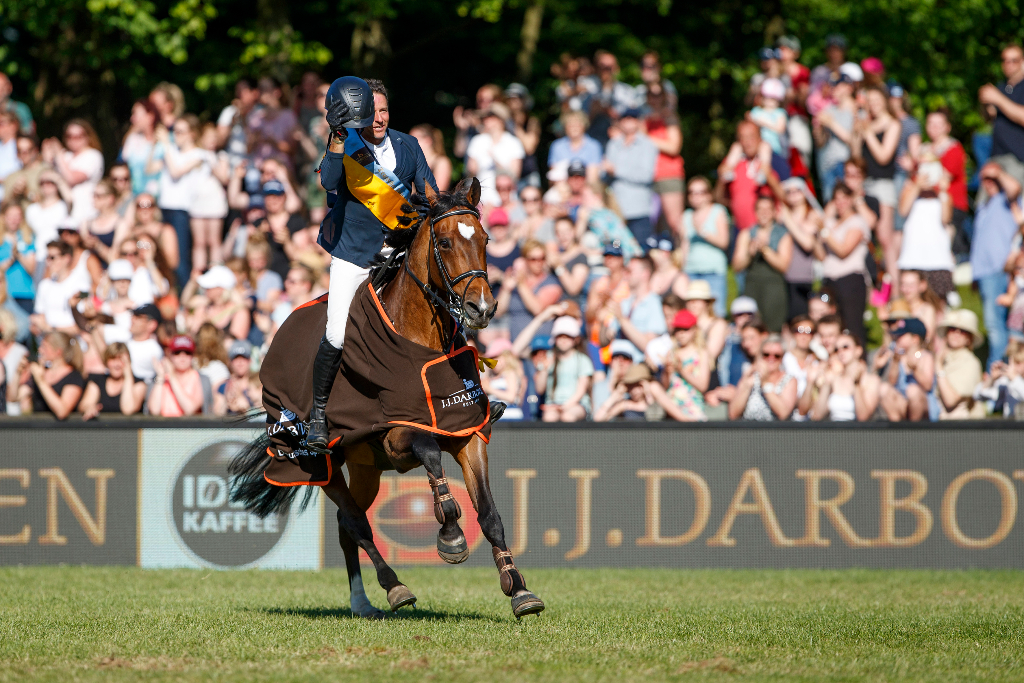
[{"xmin": 260, "ymin": 281, "xmax": 491, "ymax": 486}]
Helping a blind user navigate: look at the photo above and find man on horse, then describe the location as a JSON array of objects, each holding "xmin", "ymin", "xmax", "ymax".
[{"xmin": 307, "ymin": 76, "xmax": 438, "ymax": 452}]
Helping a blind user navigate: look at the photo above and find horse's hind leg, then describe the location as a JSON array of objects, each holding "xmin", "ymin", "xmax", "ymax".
[
  {"xmin": 322, "ymin": 472, "xmax": 416, "ymax": 613},
  {"xmin": 336, "ymin": 514, "xmax": 385, "ymax": 619},
  {"xmin": 407, "ymin": 432, "xmax": 469, "ymax": 563}
]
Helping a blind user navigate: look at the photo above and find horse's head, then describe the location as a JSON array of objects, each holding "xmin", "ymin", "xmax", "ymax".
[{"xmin": 418, "ymin": 177, "xmax": 496, "ymax": 329}]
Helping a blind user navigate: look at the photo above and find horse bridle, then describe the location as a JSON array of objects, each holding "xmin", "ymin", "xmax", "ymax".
[{"xmin": 402, "ymin": 207, "xmax": 489, "ymax": 337}]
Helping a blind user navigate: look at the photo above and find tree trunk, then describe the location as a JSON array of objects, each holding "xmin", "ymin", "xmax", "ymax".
[
  {"xmin": 351, "ymin": 18, "xmax": 392, "ymax": 80},
  {"xmin": 516, "ymin": 0, "xmax": 545, "ymax": 82}
]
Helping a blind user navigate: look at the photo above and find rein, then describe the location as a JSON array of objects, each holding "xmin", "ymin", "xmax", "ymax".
[{"xmin": 400, "ymin": 206, "xmax": 487, "ymax": 349}]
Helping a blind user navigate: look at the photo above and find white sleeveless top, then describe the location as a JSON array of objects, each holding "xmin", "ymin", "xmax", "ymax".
[
  {"xmin": 897, "ymin": 197, "xmax": 954, "ymax": 271},
  {"xmin": 827, "ymin": 392, "xmax": 856, "ymax": 421}
]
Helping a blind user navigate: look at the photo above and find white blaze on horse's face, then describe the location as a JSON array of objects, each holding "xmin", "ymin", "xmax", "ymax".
[{"xmin": 457, "ymin": 222, "xmax": 476, "ymax": 240}]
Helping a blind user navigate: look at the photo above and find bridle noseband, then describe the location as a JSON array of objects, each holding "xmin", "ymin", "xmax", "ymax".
[{"xmin": 401, "ymin": 207, "xmax": 489, "ymax": 340}]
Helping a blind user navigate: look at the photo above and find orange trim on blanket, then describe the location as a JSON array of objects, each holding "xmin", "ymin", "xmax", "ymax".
[
  {"xmin": 367, "ymin": 282, "xmax": 398, "ymax": 334},
  {"xmin": 263, "ymin": 445, "xmax": 333, "ymax": 487},
  {"xmin": 294, "ymin": 292, "xmax": 328, "ymax": 312},
  {"xmin": 386, "ymin": 419, "xmax": 490, "ymax": 441}
]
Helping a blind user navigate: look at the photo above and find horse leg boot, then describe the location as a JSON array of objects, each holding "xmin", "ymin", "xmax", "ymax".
[
  {"xmin": 337, "ymin": 513, "xmax": 385, "ymax": 620},
  {"xmin": 306, "ymin": 336, "xmax": 343, "ymax": 453},
  {"xmin": 411, "ymin": 434, "xmax": 468, "ymax": 563}
]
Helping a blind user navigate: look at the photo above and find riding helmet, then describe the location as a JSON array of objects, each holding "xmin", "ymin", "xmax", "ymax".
[{"xmin": 325, "ymin": 76, "xmax": 375, "ymax": 129}]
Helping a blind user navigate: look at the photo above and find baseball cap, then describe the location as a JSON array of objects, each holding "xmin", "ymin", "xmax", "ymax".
[
  {"xmin": 488, "ymin": 207, "xmax": 509, "ymax": 227},
  {"xmin": 107, "ymin": 259, "xmax": 135, "ymax": 281},
  {"xmin": 776, "ymin": 35, "xmax": 801, "ymax": 52},
  {"xmin": 262, "ymin": 179, "xmax": 286, "ymax": 196},
  {"xmin": 504, "ymin": 83, "xmax": 534, "ymax": 111},
  {"xmin": 169, "ymin": 335, "xmax": 196, "ymax": 354},
  {"xmin": 760, "ymin": 77, "xmax": 786, "ymax": 102},
  {"xmin": 891, "ymin": 317, "xmax": 927, "ymax": 340},
  {"xmin": 620, "ymin": 107, "xmax": 643, "ymax": 120},
  {"xmin": 567, "ymin": 159, "xmax": 587, "ymax": 177},
  {"xmin": 530, "ymin": 336, "xmax": 552, "ymax": 353},
  {"xmin": 551, "ymin": 316, "xmax": 581, "ymax": 339},
  {"xmin": 645, "ymin": 235, "xmax": 674, "ymax": 253},
  {"xmin": 888, "ymin": 81, "xmax": 905, "ymax": 99},
  {"xmin": 229, "ymin": 339, "xmax": 253, "ymax": 359},
  {"xmin": 484, "ymin": 337, "xmax": 513, "ymax": 358},
  {"xmin": 758, "ymin": 47, "xmax": 779, "ymax": 61},
  {"xmin": 839, "ymin": 62, "xmax": 864, "ymax": 83},
  {"xmin": 57, "ymin": 218, "xmax": 80, "ymax": 234},
  {"xmin": 610, "ymin": 339, "xmax": 642, "ymax": 363},
  {"xmin": 861, "ymin": 57, "xmax": 885, "ymax": 75},
  {"xmin": 197, "ymin": 265, "xmax": 237, "ymax": 291},
  {"xmin": 829, "ymin": 73, "xmax": 855, "ymax": 87},
  {"xmin": 248, "ymin": 194, "xmax": 266, "ymax": 210},
  {"xmin": 730, "ymin": 296, "xmax": 759, "ymax": 316},
  {"xmin": 133, "ymin": 303, "xmax": 163, "ymax": 322},
  {"xmin": 671, "ymin": 309, "xmax": 698, "ymax": 330},
  {"xmin": 603, "ymin": 240, "xmax": 624, "ymax": 257},
  {"xmin": 825, "ymin": 34, "xmax": 848, "ymax": 50}
]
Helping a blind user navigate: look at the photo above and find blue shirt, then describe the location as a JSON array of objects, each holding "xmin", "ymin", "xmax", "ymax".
[
  {"xmin": 0, "ymin": 236, "xmax": 35, "ymax": 299},
  {"xmin": 971, "ymin": 192, "xmax": 1020, "ymax": 280},
  {"xmin": 618, "ymin": 291, "xmax": 666, "ymax": 338},
  {"xmin": 547, "ymin": 135, "xmax": 603, "ymax": 169}
]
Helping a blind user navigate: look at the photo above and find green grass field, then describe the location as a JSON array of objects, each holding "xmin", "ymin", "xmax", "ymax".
[{"xmin": 2, "ymin": 567, "xmax": 1023, "ymax": 682}]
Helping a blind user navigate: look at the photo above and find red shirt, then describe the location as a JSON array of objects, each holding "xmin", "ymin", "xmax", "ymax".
[
  {"xmin": 939, "ymin": 140, "xmax": 968, "ymax": 212},
  {"xmin": 646, "ymin": 117, "xmax": 684, "ymax": 181},
  {"xmin": 728, "ymin": 158, "xmax": 762, "ymax": 230}
]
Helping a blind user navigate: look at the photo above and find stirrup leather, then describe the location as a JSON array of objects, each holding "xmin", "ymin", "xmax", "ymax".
[{"xmin": 428, "ymin": 469, "xmax": 462, "ymax": 524}]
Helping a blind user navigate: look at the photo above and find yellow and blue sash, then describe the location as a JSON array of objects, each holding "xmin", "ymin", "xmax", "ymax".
[{"xmin": 339, "ymin": 134, "xmax": 412, "ymax": 230}]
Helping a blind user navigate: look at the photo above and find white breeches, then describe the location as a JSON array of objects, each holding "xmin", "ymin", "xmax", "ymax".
[{"xmin": 325, "ymin": 257, "xmax": 371, "ymax": 348}]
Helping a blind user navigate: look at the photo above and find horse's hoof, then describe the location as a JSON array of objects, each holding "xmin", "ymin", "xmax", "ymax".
[
  {"xmin": 387, "ymin": 584, "xmax": 417, "ymax": 612},
  {"xmin": 511, "ymin": 591, "xmax": 544, "ymax": 619},
  {"xmin": 437, "ymin": 535, "xmax": 469, "ymax": 564},
  {"xmin": 351, "ymin": 605, "xmax": 386, "ymax": 620}
]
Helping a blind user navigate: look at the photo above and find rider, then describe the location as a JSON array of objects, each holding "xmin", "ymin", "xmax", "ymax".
[{"xmin": 307, "ymin": 76, "xmax": 438, "ymax": 452}]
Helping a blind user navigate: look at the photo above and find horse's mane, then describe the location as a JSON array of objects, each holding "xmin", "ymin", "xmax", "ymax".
[{"xmin": 369, "ymin": 184, "xmax": 478, "ymax": 289}]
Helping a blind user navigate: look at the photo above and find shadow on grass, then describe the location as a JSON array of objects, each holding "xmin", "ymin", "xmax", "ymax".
[{"xmin": 250, "ymin": 606, "xmax": 500, "ymax": 622}]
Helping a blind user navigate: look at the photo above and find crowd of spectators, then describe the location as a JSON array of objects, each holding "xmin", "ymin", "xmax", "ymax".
[{"xmin": 2, "ymin": 37, "xmax": 1024, "ymax": 423}]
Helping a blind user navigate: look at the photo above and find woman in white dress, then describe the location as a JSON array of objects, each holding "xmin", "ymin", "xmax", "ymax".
[
  {"xmin": 42, "ymin": 120, "xmax": 104, "ymax": 223},
  {"xmin": 191, "ymin": 123, "xmax": 230, "ymax": 270}
]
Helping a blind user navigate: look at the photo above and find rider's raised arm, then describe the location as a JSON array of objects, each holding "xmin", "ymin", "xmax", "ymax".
[{"xmin": 319, "ymin": 135, "xmax": 347, "ymax": 192}]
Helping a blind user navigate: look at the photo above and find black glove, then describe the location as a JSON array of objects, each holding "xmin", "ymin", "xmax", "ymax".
[
  {"xmin": 325, "ymin": 98, "xmax": 352, "ymax": 138},
  {"xmin": 394, "ymin": 192, "xmax": 431, "ymax": 228}
]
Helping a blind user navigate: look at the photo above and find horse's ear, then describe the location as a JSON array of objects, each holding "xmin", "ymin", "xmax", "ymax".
[
  {"xmin": 456, "ymin": 176, "xmax": 481, "ymax": 207},
  {"xmin": 423, "ymin": 179, "xmax": 438, "ymax": 206}
]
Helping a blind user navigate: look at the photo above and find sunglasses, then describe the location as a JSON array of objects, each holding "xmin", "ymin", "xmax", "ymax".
[
  {"xmin": 762, "ymin": 352, "xmax": 783, "ymax": 360},
  {"xmin": 526, "ymin": 256, "xmax": 546, "ymax": 262},
  {"xmin": 836, "ymin": 344, "xmax": 854, "ymax": 351},
  {"xmin": 688, "ymin": 188, "xmax": 710, "ymax": 195},
  {"xmin": 522, "ymin": 197, "xmax": 541, "ymax": 203},
  {"xmin": 121, "ymin": 250, "xmax": 139, "ymax": 257},
  {"xmin": 65, "ymin": 131, "xmax": 86, "ymax": 139},
  {"xmin": 136, "ymin": 200, "xmax": 154, "ymax": 209},
  {"xmin": 795, "ymin": 326, "xmax": 814, "ymax": 334},
  {"xmin": 111, "ymin": 175, "xmax": 131, "ymax": 182},
  {"xmin": 171, "ymin": 350, "xmax": 193, "ymax": 356}
]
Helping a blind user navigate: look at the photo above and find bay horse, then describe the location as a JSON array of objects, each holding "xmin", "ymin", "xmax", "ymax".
[{"xmin": 230, "ymin": 177, "xmax": 544, "ymax": 620}]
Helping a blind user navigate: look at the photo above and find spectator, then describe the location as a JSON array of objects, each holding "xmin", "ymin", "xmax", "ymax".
[
  {"xmin": 583, "ymin": 51, "xmax": 638, "ymax": 145},
  {"xmin": 972, "ymin": 161, "xmax": 1021, "ymax": 367},
  {"xmin": 247, "ymin": 237, "xmax": 282, "ymax": 319},
  {"xmin": 576, "ymin": 183, "xmax": 643, "ymax": 260},
  {"xmin": 79, "ymin": 342, "xmax": 145, "ymax": 420},
  {"xmin": 834, "ymin": 158, "xmax": 880, "ymax": 232},
  {"xmin": 191, "ymin": 123, "xmax": 229, "ymax": 272},
  {"xmin": 120, "ymin": 99, "xmax": 162, "ymax": 197},
  {"xmin": 116, "ymin": 303, "xmax": 162, "ymax": 383},
  {"xmin": 747, "ymin": 47, "xmax": 782, "ymax": 105},
  {"xmin": 897, "ymin": 159, "xmax": 955, "ymax": 302},
  {"xmin": 149, "ymin": 82, "xmax": 185, "ymax": 130},
  {"xmin": 974, "ymin": 341, "xmax": 1024, "ymax": 418},
  {"xmin": 592, "ymin": 337, "xmax": 641, "ymax": 410},
  {"xmin": 496, "ymin": 238, "xmax": 563, "ymax": 344},
  {"xmin": 748, "ymin": 78, "xmax": 788, "ymax": 157},
  {"xmin": 107, "ymin": 163, "xmax": 134, "ymax": 218},
  {"xmin": 3, "ymin": 135, "xmax": 44, "ymax": 210},
  {"xmin": 294, "ymin": 81, "xmax": 330, "ymax": 223},
  {"xmin": 215, "ymin": 339, "xmax": 261, "ymax": 416},
  {"xmin": 595, "ymin": 362, "xmax": 655, "ymax": 422},
  {"xmin": 480, "ymin": 338, "xmax": 526, "ymax": 421},
  {"xmin": 495, "ymin": 173, "xmax": 524, "ymax": 221},
  {"xmin": 43, "ymin": 119, "xmax": 104, "ymax": 223},
  {"xmin": 25, "ymin": 171, "xmax": 70, "ymax": 262},
  {"xmin": 681, "ymin": 176, "xmax": 730, "ymax": 314},
  {"xmin": 148, "ymin": 334, "xmax": 207, "ymax": 417},
  {"xmin": 119, "ymin": 235, "xmax": 169, "ymax": 305},
  {"xmin": 247, "ymin": 77, "xmax": 297, "ymax": 168},
  {"xmin": 0, "ymin": 74, "xmax": 33, "ymax": 134},
  {"xmin": 778, "ymin": 177, "xmax": 822, "ymax": 319},
  {"xmin": 807, "ymin": 289, "xmax": 839, "ymax": 323},
  {"xmin": 216, "ymin": 78, "xmax": 261, "ymax": 171},
  {"xmin": 681, "ymin": 280, "xmax": 728, "ymax": 366},
  {"xmin": 17, "ymin": 331, "xmax": 85, "ymax": 419},
  {"xmin": 547, "ymin": 215, "xmax": 590, "ymax": 302},
  {"xmin": 539, "ymin": 315, "xmax": 593, "ymax": 422},
  {"xmin": 31, "ymin": 240, "xmax": 83, "ymax": 336},
  {"xmin": 259, "ymin": 179, "xmax": 306, "ymax": 281},
  {"xmin": 889, "ymin": 84, "xmax": 922, "ymax": 230},
  {"xmin": 816, "ymin": 183, "xmax": 870, "ymax": 344},
  {"xmin": 999, "ymin": 251, "xmax": 1024, "ymax": 344},
  {"xmin": 292, "ymin": 72, "xmax": 324, "ymax": 132},
  {"xmin": 715, "ymin": 296, "xmax": 760, "ymax": 388},
  {"xmin": 188, "ymin": 265, "xmax": 250, "ymax": 342},
  {"xmin": 63, "ymin": 223, "xmax": 105, "ymax": 293},
  {"xmin": 0, "ymin": 308, "xmax": 28, "ymax": 414},
  {"xmin": 0, "ymin": 112, "xmax": 21, "ymax": 202},
  {"xmin": 75, "ymin": 258, "xmax": 134, "ymax": 345},
  {"xmin": 637, "ymin": 50, "xmax": 679, "ymax": 109},
  {"xmin": 603, "ymin": 108, "xmax": 658, "ymax": 244},
  {"xmin": 776, "ymin": 35, "xmax": 812, "ymax": 140},
  {"xmin": 810, "ymin": 34, "xmax": 848, "ymax": 93},
  {"xmin": 155, "ymin": 115, "xmax": 207, "ymax": 285},
  {"xmin": 878, "ymin": 317, "xmax": 937, "ymax": 421},
  {"xmin": 483, "ymin": 208, "xmax": 519, "ymax": 296},
  {"xmin": 647, "ymin": 309, "xmax": 710, "ymax": 422},
  {"xmin": 194, "ymin": 322, "xmax": 230, "ymax": 391},
  {"xmin": 807, "ymin": 331, "xmax": 880, "ymax": 421},
  {"xmin": 922, "ymin": 108, "xmax": 969, "ymax": 251},
  {"xmin": 467, "ymin": 104, "xmax": 525, "ymax": 206},
  {"xmin": 733, "ymin": 194, "xmax": 793, "ymax": 332},
  {"xmin": 547, "ymin": 111, "xmax": 602, "ymax": 183},
  {"xmin": 505, "ymin": 83, "xmax": 542, "ymax": 188},
  {"xmin": 644, "ymin": 82, "xmax": 684, "ymax": 236},
  {"xmin": 0, "ymin": 203, "xmax": 36, "ymax": 314},
  {"xmin": 783, "ymin": 315, "xmax": 817, "ymax": 419},
  {"xmin": 452, "ymin": 84, "xmax": 503, "ymax": 161},
  {"xmin": 934, "ymin": 309, "xmax": 986, "ymax": 419},
  {"xmin": 815, "ymin": 313, "xmax": 844, "ymax": 359},
  {"xmin": 646, "ymin": 236, "xmax": 685, "ymax": 298},
  {"xmin": 116, "ymin": 193, "xmax": 179, "ymax": 276},
  {"xmin": 813, "ymin": 74, "xmax": 857, "ymax": 202},
  {"xmin": 978, "ymin": 43, "xmax": 1024, "ymax": 187},
  {"xmin": 514, "ymin": 184, "xmax": 547, "ymax": 243},
  {"xmin": 270, "ymin": 262, "xmax": 317, "ymax": 336},
  {"xmin": 717, "ymin": 121, "xmax": 775, "ymax": 233},
  {"xmin": 603, "ymin": 255, "xmax": 666, "ymax": 359},
  {"xmin": 898, "ymin": 270, "xmax": 944, "ymax": 343},
  {"xmin": 728, "ymin": 333, "xmax": 797, "ymax": 421},
  {"xmin": 852, "ymin": 86, "xmax": 901, "ymax": 282},
  {"xmin": 409, "ymin": 124, "xmax": 453, "ymax": 191},
  {"xmin": 80, "ymin": 179, "xmax": 123, "ymax": 264}
]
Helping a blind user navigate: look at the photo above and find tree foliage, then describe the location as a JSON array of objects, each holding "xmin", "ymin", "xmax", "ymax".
[{"xmin": 1, "ymin": 0, "xmax": 1021, "ymax": 175}]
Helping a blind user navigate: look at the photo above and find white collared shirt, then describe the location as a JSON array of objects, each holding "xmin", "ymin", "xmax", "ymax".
[{"xmin": 364, "ymin": 131, "xmax": 397, "ymax": 173}]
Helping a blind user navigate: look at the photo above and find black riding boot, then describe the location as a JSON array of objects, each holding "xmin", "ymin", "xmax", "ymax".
[
  {"xmin": 306, "ymin": 336, "xmax": 344, "ymax": 453},
  {"xmin": 488, "ymin": 401, "xmax": 506, "ymax": 424}
]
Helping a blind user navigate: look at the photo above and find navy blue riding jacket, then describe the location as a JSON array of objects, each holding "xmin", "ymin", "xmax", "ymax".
[{"xmin": 317, "ymin": 129, "xmax": 438, "ymax": 267}]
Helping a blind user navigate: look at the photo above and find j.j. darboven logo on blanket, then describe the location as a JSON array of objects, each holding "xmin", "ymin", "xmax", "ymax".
[
  {"xmin": 172, "ymin": 441, "xmax": 286, "ymax": 566},
  {"xmin": 440, "ymin": 379, "xmax": 484, "ymax": 409}
]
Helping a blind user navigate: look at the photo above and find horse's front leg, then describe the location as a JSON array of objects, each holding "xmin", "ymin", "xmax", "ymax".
[{"xmin": 454, "ymin": 435, "xmax": 545, "ymax": 619}]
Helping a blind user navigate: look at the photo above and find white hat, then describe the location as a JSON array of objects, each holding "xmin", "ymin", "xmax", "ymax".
[
  {"xmin": 197, "ymin": 265, "xmax": 237, "ymax": 291},
  {"xmin": 781, "ymin": 177, "xmax": 823, "ymax": 213},
  {"xmin": 609, "ymin": 339, "xmax": 642, "ymax": 363},
  {"xmin": 730, "ymin": 296, "xmax": 759, "ymax": 316},
  {"xmin": 760, "ymin": 77, "xmax": 786, "ymax": 102},
  {"xmin": 937, "ymin": 308, "xmax": 983, "ymax": 349},
  {"xmin": 551, "ymin": 315, "xmax": 581, "ymax": 339},
  {"xmin": 107, "ymin": 259, "xmax": 135, "ymax": 281},
  {"xmin": 839, "ymin": 62, "xmax": 864, "ymax": 83}
]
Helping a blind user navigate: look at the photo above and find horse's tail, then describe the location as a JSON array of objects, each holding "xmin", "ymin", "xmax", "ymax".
[{"xmin": 228, "ymin": 430, "xmax": 316, "ymax": 518}]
